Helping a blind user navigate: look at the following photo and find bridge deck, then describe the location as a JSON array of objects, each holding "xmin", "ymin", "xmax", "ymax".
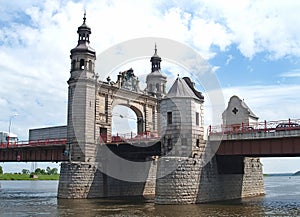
[
  {"xmin": 209, "ymin": 119, "xmax": 300, "ymax": 157},
  {"xmin": 0, "ymin": 138, "xmax": 161, "ymax": 162}
]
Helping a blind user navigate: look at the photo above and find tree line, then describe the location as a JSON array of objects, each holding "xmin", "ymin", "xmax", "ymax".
[{"xmin": 0, "ymin": 165, "xmax": 58, "ymax": 175}]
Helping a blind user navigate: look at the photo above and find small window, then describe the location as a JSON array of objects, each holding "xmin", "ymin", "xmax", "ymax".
[
  {"xmin": 80, "ymin": 59, "xmax": 85, "ymax": 69},
  {"xmin": 196, "ymin": 112, "xmax": 199, "ymax": 126},
  {"xmin": 167, "ymin": 138, "xmax": 172, "ymax": 150},
  {"xmin": 149, "ymin": 84, "xmax": 153, "ymax": 91},
  {"xmin": 162, "ymin": 84, "xmax": 166, "ymax": 94},
  {"xmin": 88, "ymin": 60, "xmax": 93, "ymax": 71},
  {"xmin": 196, "ymin": 139, "xmax": 200, "ymax": 148},
  {"xmin": 167, "ymin": 112, "xmax": 172, "ymax": 125},
  {"xmin": 156, "ymin": 83, "xmax": 160, "ymax": 92}
]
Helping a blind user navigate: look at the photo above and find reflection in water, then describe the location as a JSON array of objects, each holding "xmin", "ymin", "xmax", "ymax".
[{"xmin": 1, "ymin": 177, "xmax": 300, "ymax": 216}]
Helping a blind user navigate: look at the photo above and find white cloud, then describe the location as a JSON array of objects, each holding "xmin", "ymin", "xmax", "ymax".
[
  {"xmin": 280, "ymin": 69, "xmax": 300, "ymax": 78},
  {"xmin": 225, "ymin": 55, "xmax": 233, "ymax": 65},
  {"xmin": 201, "ymin": 0, "xmax": 300, "ymax": 59}
]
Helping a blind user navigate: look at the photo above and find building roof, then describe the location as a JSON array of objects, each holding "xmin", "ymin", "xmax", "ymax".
[
  {"xmin": 166, "ymin": 77, "xmax": 199, "ymax": 99},
  {"xmin": 241, "ymin": 98, "xmax": 258, "ymax": 119},
  {"xmin": 225, "ymin": 95, "xmax": 259, "ymax": 119},
  {"xmin": 182, "ymin": 77, "xmax": 204, "ymax": 101}
]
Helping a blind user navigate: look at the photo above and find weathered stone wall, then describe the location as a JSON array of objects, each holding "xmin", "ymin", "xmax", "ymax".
[
  {"xmin": 160, "ymin": 97, "xmax": 204, "ymax": 157},
  {"xmin": 58, "ymin": 160, "xmax": 157, "ymax": 199},
  {"xmin": 196, "ymin": 156, "xmax": 264, "ymax": 203},
  {"xmin": 155, "ymin": 156, "xmax": 264, "ymax": 204},
  {"xmin": 155, "ymin": 157, "xmax": 201, "ymax": 204}
]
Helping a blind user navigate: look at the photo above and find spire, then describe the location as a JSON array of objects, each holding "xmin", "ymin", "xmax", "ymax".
[
  {"xmin": 150, "ymin": 43, "xmax": 161, "ymax": 72},
  {"xmin": 77, "ymin": 12, "xmax": 91, "ymax": 45},
  {"xmin": 146, "ymin": 44, "xmax": 167, "ymax": 97},
  {"xmin": 83, "ymin": 11, "xmax": 86, "ymax": 24},
  {"xmin": 70, "ymin": 11, "xmax": 95, "ymax": 61}
]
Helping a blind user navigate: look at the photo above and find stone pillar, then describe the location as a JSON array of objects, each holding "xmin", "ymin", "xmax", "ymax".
[
  {"xmin": 155, "ymin": 157, "xmax": 201, "ymax": 204},
  {"xmin": 58, "ymin": 162, "xmax": 104, "ymax": 198},
  {"xmin": 58, "ymin": 157, "xmax": 158, "ymax": 199}
]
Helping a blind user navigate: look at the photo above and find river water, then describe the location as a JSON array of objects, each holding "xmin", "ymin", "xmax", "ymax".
[{"xmin": 0, "ymin": 176, "xmax": 300, "ymax": 216}]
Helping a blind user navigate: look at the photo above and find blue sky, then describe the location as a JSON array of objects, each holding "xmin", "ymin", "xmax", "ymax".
[{"xmin": 1, "ymin": 0, "xmax": 300, "ymax": 173}]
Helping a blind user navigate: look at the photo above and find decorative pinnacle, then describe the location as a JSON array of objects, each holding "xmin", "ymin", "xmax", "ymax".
[
  {"xmin": 83, "ymin": 11, "xmax": 86, "ymax": 24},
  {"xmin": 154, "ymin": 43, "xmax": 157, "ymax": 55}
]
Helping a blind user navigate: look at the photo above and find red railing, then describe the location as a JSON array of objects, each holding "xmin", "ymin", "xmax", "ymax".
[
  {"xmin": 0, "ymin": 138, "xmax": 67, "ymax": 149},
  {"xmin": 109, "ymin": 131, "xmax": 160, "ymax": 143},
  {"xmin": 208, "ymin": 118, "xmax": 300, "ymax": 135}
]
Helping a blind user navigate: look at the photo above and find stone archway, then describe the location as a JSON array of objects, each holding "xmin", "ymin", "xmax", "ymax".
[
  {"xmin": 111, "ymin": 104, "xmax": 144, "ymax": 136},
  {"xmin": 96, "ymin": 80, "xmax": 158, "ymax": 143}
]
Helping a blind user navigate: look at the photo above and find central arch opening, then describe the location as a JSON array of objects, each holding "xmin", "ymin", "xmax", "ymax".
[{"xmin": 112, "ymin": 105, "xmax": 143, "ymax": 140}]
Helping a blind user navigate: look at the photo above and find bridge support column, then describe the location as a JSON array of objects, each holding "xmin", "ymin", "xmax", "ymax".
[
  {"xmin": 155, "ymin": 156, "xmax": 265, "ymax": 204},
  {"xmin": 58, "ymin": 158, "xmax": 158, "ymax": 199},
  {"xmin": 155, "ymin": 157, "xmax": 202, "ymax": 204}
]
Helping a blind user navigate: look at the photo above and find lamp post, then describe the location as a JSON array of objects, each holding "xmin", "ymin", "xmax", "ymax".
[{"xmin": 7, "ymin": 114, "xmax": 18, "ymax": 147}]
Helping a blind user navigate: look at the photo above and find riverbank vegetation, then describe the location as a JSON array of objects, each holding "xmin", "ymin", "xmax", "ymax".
[
  {"xmin": 264, "ymin": 171, "xmax": 300, "ymax": 177},
  {"xmin": 0, "ymin": 166, "xmax": 59, "ymax": 180},
  {"xmin": 294, "ymin": 171, "xmax": 300, "ymax": 176},
  {"xmin": 0, "ymin": 173, "xmax": 59, "ymax": 180}
]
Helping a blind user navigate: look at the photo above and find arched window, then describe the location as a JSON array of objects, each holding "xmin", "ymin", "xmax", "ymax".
[
  {"xmin": 156, "ymin": 83, "xmax": 160, "ymax": 92},
  {"xmin": 88, "ymin": 60, "xmax": 93, "ymax": 71},
  {"xmin": 80, "ymin": 59, "xmax": 85, "ymax": 70},
  {"xmin": 149, "ymin": 84, "xmax": 153, "ymax": 91},
  {"xmin": 162, "ymin": 84, "xmax": 166, "ymax": 94}
]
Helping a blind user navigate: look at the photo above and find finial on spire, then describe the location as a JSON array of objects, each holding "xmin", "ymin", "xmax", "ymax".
[
  {"xmin": 154, "ymin": 43, "xmax": 157, "ymax": 55},
  {"xmin": 83, "ymin": 10, "xmax": 86, "ymax": 24}
]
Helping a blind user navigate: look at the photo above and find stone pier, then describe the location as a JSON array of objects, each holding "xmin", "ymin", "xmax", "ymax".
[
  {"xmin": 58, "ymin": 159, "xmax": 158, "ymax": 198},
  {"xmin": 155, "ymin": 156, "xmax": 264, "ymax": 204}
]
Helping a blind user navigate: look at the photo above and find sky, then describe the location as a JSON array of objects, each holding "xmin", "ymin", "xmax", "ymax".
[{"xmin": 1, "ymin": 0, "xmax": 300, "ymax": 173}]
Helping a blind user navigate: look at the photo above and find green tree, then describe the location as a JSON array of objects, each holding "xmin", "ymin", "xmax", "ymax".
[
  {"xmin": 45, "ymin": 167, "xmax": 58, "ymax": 175},
  {"xmin": 35, "ymin": 168, "xmax": 46, "ymax": 175},
  {"xmin": 50, "ymin": 168, "xmax": 58, "ymax": 175},
  {"xmin": 0, "ymin": 166, "xmax": 3, "ymax": 174},
  {"xmin": 22, "ymin": 169, "xmax": 30, "ymax": 174},
  {"xmin": 46, "ymin": 166, "xmax": 51, "ymax": 175}
]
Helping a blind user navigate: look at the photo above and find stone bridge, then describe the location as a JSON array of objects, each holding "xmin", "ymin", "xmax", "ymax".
[{"xmin": 56, "ymin": 16, "xmax": 266, "ymax": 204}]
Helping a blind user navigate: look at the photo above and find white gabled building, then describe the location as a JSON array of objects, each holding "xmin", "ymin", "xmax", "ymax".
[{"xmin": 222, "ymin": 95, "xmax": 259, "ymax": 131}]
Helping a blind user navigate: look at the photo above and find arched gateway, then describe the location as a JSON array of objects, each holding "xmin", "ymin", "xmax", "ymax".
[
  {"xmin": 66, "ymin": 14, "xmax": 167, "ymax": 162},
  {"xmin": 97, "ymin": 68, "xmax": 160, "ymax": 143}
]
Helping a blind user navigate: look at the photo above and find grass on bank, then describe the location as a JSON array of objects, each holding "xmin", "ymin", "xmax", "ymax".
[{"xmin": 0, "ymin": 173, "xmax": 59, "ymax": 180}]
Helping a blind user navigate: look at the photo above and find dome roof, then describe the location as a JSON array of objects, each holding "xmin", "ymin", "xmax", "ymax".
[{"xmin": 146, "ymin": 69, "xmax": 167, "ymax": 81}]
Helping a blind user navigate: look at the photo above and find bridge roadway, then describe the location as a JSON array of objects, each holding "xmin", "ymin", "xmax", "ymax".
[
  {"xmin": 0, "ymin": 139, "xmax": 68, "ymax": 162},
  {"xmin": 210, "ymin": 119, "xmax": 300, "ymax": 157},
  {"xmin": 2, "ymin": 119, "xmax": 300, "ymax": 161},
  {"xmin": 0, "ymin": 138, "xmax": 161, "ymax": 162}
]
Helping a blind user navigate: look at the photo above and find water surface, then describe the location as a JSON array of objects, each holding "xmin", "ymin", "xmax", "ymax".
[{"xmin": 1, "ymin": 177, "xmax": 300, "ymax": 216}]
